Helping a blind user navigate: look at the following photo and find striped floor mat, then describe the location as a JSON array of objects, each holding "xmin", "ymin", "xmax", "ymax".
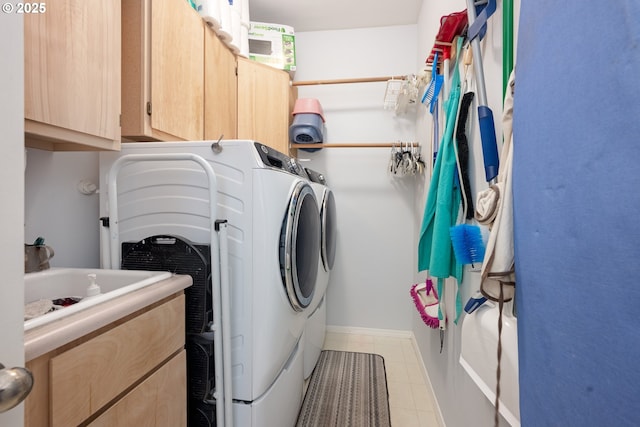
[{"xmin": 296, "ymin": 350, "xmax": 391, "ymax": 427}]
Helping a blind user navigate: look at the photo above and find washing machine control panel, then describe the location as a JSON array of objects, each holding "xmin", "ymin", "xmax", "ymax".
[
  {"xmin": 254, "ymin": 142, "xmax": 309, "ymax": 178},
  {"xmin": 304, "ymin": 167, "xmax": 327, "ymax": 185}
]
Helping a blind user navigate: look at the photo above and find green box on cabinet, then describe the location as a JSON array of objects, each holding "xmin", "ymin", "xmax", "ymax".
[{"xmin": 248, "ymin": 21, "xmax": 296, "ymax": 73}]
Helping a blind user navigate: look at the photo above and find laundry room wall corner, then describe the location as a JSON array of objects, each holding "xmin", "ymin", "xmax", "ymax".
[{"xmin": 295, "ymin": 24, "xmax": 419, "ymax": 332}]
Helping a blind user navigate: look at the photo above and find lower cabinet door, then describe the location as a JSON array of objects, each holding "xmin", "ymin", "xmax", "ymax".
[
  {"xmin": 89, "ymin": 350, "xmax": 187, "ymax": 427},
  {"xmin": 50, "ymin": 295, "xmax": 185, "ymax": 427}
]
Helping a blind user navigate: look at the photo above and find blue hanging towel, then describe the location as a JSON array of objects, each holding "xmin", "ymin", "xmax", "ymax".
[{"xmin": 418, "ymin": 38, "xmax": 464, "ymax": 322}]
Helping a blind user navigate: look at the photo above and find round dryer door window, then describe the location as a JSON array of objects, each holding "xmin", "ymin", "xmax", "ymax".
[
  {"xmin": 321, "ymin": 188, "xmax": 337, "ymax": 271},
  {"xmin": 280, "ymin": 181, "xmax": 320, "ymax": 311}
]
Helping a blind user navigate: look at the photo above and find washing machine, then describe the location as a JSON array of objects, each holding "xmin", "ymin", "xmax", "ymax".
[
  {"xmin": 302, "ymin": 168, "xmax": 337, "ymax": 379},
  {"xmin": 99, "ymin": 140, "xmax": 320, "ymax": 426}
]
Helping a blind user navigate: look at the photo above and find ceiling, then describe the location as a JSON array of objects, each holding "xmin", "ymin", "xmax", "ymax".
[{"xmin": 248, "ymin": 0, "xmax": 422, "ymax": 32}]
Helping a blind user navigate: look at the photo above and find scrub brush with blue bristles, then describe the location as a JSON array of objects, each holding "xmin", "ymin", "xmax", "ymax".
[
  {"xmin": 450, "ymin": 224, "xmax": 485, "ymax": 267},
  {"xmin": 449, "ymin": 70, "xmax": 485, "ymax": 268}
]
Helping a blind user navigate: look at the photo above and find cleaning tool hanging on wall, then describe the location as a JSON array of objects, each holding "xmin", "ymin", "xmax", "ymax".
[
  {"xmin": 422, "ymin": 52, "xmax": 443, "ymax": 165},
  {"xmin": 456, "ymin": 91, "xmax": 476, "ymax": 220},
  {"xmin": 421, "ymin": 52, "xmax": 443, "ymax": 114},
  {"xmin": 450, "ymin": 43, "xmax": 485, "ymax": 268},
  {"xmin": 455, "ymin": 44, "xmax": 476, "ymax": 220},
  {"xmin": 502, "ymin": 0, "xmax": 514, "ymax": 99},
  {"xmin": 418, "ymin": 38, "xmax": 466, "ymax": 348},
  {"xmin": 450, "ymin": 221, "xmax": 485, "ymax": 267},
  {"xmin": 465, "ymin": 0, "xmax": 499, "ymax": 183},
  {"xmin": 410, "ymin": 279, "xmax": 440, "ymax": 329}
]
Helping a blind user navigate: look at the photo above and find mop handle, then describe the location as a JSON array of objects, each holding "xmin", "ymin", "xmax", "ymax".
[{"xmin": 465, "ymin": 0, "xmax": 499, "ymax": 183}]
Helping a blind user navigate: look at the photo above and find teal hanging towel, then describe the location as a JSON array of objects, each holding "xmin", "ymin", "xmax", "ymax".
[{"xmin": 418, "ymin": 38, "xmax": 464, "ymax": 321}]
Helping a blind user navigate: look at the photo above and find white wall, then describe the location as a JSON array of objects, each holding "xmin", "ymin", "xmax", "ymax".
[
  {"xmin": 24, "ymin": 150, "xmax": 101, "ymax": 268},
  {"xmin": 295, "ymin": 25, "xmax": 419, "ymax": 331}
]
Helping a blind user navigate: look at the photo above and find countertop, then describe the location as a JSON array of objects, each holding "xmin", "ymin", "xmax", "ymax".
[{"xmin": 24, "ymin": 274, "xmax": 192, "ymax": 361}]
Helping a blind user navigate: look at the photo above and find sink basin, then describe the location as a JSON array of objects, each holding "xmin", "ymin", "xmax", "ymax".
[{"xmin": 24, "ymin": 268, "xmax": 172, "ymax": 331}]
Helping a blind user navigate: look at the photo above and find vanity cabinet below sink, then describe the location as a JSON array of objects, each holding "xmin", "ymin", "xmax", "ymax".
[{"xmin": 24, "ymin": 276, "xmax": 191, "ymax": 427}]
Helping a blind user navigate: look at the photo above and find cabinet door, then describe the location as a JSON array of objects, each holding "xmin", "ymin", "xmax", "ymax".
[
  {"xmin": 237, "ymin": 58, "xmax": 292, "ymax": 155},
  {"xmin": 88, "ymin": 351, "xmax": 187, "ymax": 427},
  {"xmin": 150, "ymin": 0, "xmax": 203, "ymax": 141},
  {"xmin": 122, "ymin": 0, "xmax": 204, "ymax": 141},
  {"xmin": 24, "ymin": 0, "xmax": 121, "ymax": 150},
  {"xmin": 49, "ymin": 295, "xmax": 185, "ymax": 427},
  {"xmin": 204, "ymin": 26, "xmax": 237, "ymax": 141}
]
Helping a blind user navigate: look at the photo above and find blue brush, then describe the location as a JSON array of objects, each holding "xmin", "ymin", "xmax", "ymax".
[
  {"xmin": 450, "ymin": 223, "xmax": 485, "ymax": 267},
  {"xmin": 421, "ymin": 52, "xmax": 443, "ymax": 114}
]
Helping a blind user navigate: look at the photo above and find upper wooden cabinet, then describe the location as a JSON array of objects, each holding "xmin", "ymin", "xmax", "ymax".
[
  {"xmin": 121, "ymin": 0, "xmax": 295, "ymax": 153},
  {"xmin": 22, "ymin": 0, "xmax": 296, "ymax": 153},
  {"xmin": 237, "ymin": 57, "xmax": 294, "ymax": 155},
  {"xmin": 24, "ymin": 0, "xmax": 121, "ymax": 151},
  {"xmin": 122, "ymin": 0, "xmax": 204, "ymax": 141},
  {"xmin": 204, "ymin": 26, "xmax": 238, "ymax": 141}
]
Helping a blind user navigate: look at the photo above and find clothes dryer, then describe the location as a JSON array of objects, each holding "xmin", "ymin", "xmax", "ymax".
[
  {"xmin": 99, "ymin": 141, "xmax": 320, "ymax": 426},
  {"xmin": 302, "ymin": 168, "xmax": 337, "ymax": 379}
]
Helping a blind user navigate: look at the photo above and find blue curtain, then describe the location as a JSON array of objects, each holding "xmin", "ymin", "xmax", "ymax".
[{"xmin": 514, "ymin": 2, "xmax": 640, "ymax": 426}]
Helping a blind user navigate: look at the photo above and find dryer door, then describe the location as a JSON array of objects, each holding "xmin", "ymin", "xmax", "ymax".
[
  {"xmin": 280, "ymin": 181, "xmax": 320, "ymax": 311},
  {"xmin": 321, "ymin": 188, "xmax": 337, "ymax": 272}
]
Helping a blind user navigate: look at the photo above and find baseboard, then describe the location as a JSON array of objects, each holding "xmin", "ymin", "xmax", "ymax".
[
  {"xmin": 409, "ymin": 333, "xmax": 446, "ymax": 427},
  {"xmin": 326, "ymin": 325, "xmax": 413, "ymax": 339}
]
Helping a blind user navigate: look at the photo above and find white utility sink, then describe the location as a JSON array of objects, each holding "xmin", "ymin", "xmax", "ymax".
[{"xmin": 24, "ymin": 268, "xmax": 172, "ymax": 331}]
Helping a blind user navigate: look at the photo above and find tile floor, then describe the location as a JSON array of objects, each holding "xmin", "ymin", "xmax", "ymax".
[{"xmin": 321, "ymin": 331, "xmax": 441, "ymax": 427}]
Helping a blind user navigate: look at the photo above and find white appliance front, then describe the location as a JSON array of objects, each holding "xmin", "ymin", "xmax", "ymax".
[
  {"xmin": 303, "ymin": 181, "xmax": 337, "ymax": 379},
  {"xmin": 319, "ymin": 186, "xmax": 337, "ymax": 275},
  {"xmin": 303, "ymin": 295, "xmax": 326, "ymax": 379},
  {"xmin": 234, "ymin": 336, "xmax": 304, "ymax": 427},
  {"xmin": 306, "ymin": 182, "xmax": 330, "ymax": 312},
  {"xmin": 99, "ymin": 141, "xmax": 317, "ymax": 412}
]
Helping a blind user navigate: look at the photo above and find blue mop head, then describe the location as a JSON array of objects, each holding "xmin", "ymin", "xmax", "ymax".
[{"xmin": 450, "ymin": 224, "xmax": 486, "ymax": 266}]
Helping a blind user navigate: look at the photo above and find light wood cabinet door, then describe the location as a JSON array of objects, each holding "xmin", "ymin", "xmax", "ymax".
[
  {"xmin": 122, "ymin": 0, "xmax": 204, "ymax": 141},
  {"xmin": 48, "ymin": 295, "xmax": 184, "ymax": 427},
  {"xmin": 204, "ymin": 26, "xmax": 237, "ymax": 141},
  {"xmin": 237, "ymin": 57, "xmax": 292, "ymax": 155},
  {"xmin": 24, "ymin": 0, "xmax": 121, "ymax": 150},
  {"xmin": 88, "ymin": 350, "xmax": 187, "ymax": 427}
]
